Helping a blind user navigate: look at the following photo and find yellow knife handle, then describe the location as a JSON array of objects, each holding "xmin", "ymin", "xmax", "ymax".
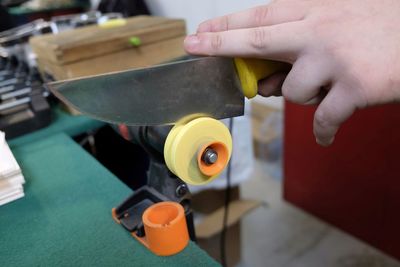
[{"xmin": 234, "ymin": 58, "xmax": 290, "ymax": 99}]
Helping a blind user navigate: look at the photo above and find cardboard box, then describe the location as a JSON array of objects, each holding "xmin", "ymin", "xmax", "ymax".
[
  {"xmin": 251, "ymin": 102, "xmax": 282, "ymax": 160},
  {"xmin": 192, "ymin": 187, "xmax": 262, "ymax": 267},
  {"xmin": 30, "ymin": 15, "xmax": 187, "ymax": 80}
]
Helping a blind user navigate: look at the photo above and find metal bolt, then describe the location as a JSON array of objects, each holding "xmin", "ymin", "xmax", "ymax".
[
  {"xmin": 176, "ymin": 184, "xmax": 188, "ymax": 197},
  {"xmin": 202, "ymin": 148, "xmax": 218, "ymax": 165}
]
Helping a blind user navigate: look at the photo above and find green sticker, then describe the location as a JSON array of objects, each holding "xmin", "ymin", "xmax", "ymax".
[{"xmin": 129, "ymin": 37, "xmax": 142, "ymax": 47}]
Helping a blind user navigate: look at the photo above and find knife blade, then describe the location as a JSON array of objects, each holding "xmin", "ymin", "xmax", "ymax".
[{"xmin": 48, "ymin": 57, "xmax": 288, "ymax": 126}]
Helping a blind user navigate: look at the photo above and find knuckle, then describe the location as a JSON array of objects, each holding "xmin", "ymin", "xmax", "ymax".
[
  {"xmin": 281, "ymin": 82, "xmax": 294, "ymax": 102},
  {"xmin": 253, "ymin": 6, "xmax": 271, "ymax": 26},
  {"xmin": 282, "ymin": 85, "xmax": 302, "ymax": 104},
  {"xmin": 221, "ymin": 15, "xmax": 230, "ymax": 31},
  {"xmin": 249, "ymin": 28, "xmax": 268, "ymax": 51},
  {"xmin": 345, "ymin": 65, "xmax": 372, "ymax": 107},
  {"xmin": 310, "ymin": 13, "xmax": 336, "ymax": 40},
  {"xmin": 210, "ymin": 34, "xmax": 223, "ymax": 53},
  {"xmin": 281, "ymin": 74, "xmax": 303, "ymax": 104},
  {"xmin": 314, "ymin": 108, "xmax": 331, "ymax": 129}
]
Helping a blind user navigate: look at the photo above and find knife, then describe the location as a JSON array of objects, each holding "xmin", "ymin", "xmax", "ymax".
[{"xmin": 47, "ymin": 57, "xmax": 288, "ymax": 126}]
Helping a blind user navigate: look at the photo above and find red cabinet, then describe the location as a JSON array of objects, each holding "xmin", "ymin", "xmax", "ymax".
[{"xmin": 284, "ymin": 102, "xmax": 400, "ymax": 258}]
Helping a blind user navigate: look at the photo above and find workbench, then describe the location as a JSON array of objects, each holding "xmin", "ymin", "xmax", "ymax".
[
  {"xmin": 8, "ymin": 105, "xmax": 105, "ymax": 147},
  {"xmin": 0, "ymin": 107, "xmax": 218, "ymax": 266}
]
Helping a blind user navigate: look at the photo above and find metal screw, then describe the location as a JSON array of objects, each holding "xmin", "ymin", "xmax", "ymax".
[
  {"xmin": 202, "ymin": 148, "xmax": 218, "ymax": 165},
  {"xmin": 176, "ymin": 184, "xmax": 188, "ymax": 197}
]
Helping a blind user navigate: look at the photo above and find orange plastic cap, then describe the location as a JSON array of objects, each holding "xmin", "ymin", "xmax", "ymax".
[
  {"xmin": 197, "ymin": 141, "xmax": 229, "ymax": 176},
  {"xmin": 111, "ymin": 208, "xmax": 121, "ymax": 224},
  {"xmin": 139, "ymin": 202, "xmax": 189, "ymax": 256}
]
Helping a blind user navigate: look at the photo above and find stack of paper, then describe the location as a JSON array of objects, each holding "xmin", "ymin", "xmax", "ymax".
[{"xmin": 0, "ymin": 131, "xmax": 25, "ymax": 206}]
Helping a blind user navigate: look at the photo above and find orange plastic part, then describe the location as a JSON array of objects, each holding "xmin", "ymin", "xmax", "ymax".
[
  {"xmin": 111, "ymin": 208, "xmax": 120, "ymax": 224},
  {"xmin": 197, "ymin": 141, "xmax": 229, "ymax": 176},
  {"xmin": 132, "ymin": 201, "xmax": 189, "ymax": 256}
]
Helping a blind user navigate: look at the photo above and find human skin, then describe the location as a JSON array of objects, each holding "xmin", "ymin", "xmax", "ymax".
[{"xmin": 183, "ymin": 0, "xmax": 400, "ymax": 146}]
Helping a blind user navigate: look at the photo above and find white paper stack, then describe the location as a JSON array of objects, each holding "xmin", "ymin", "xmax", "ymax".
[{"xmin": 0, "ymin": 131, "xmax": 25, "ymax": 206}]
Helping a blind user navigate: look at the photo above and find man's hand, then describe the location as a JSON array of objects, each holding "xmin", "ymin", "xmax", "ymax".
[{"xmin": 184, "ymin": 0, "xmax": 400, "ymax": 146}]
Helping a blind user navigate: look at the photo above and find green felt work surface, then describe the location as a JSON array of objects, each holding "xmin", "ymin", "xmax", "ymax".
[
  {"xmin": 0, "ymin": 134, "xmax": 218, "ymax": 267},
  {"xmin": 8, "ymin": 105, "xmax": 105, "ymax": 148}
]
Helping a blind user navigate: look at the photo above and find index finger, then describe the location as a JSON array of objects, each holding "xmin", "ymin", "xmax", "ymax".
[
  {"xmin": 197, "ymin": 2, "xmax": 309, "ymax": 33},
  {"xmin": 185, "ymin": 22, "xmax": 307, "ymax": 62}
]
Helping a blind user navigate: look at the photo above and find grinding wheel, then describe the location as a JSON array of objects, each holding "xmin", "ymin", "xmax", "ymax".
[{"xmin": 164, "ymin": 117, "xmax": 232, "ymax": 185}]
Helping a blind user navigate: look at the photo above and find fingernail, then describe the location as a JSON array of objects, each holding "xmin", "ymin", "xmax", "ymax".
[
  {"xmin": 316, "ymin": 137, "xmax": 334, "ymax": 147},
  {"xmin": 184, "ymin": 35, "xmax": 200, "ymax": 51}
]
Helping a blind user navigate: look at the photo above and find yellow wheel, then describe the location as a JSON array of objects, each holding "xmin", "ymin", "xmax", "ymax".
[{"xmin": 164, "ymin": 117, "xmax": 232, "ymax": 185}]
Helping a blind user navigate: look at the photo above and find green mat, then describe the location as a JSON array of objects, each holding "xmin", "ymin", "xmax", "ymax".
[
  {"xmin": 0, "ymin": 134, "xmax": 218, "ymax": 267},
  {"xmin": 8, "ymin": 105, "xmax": 105, "ymax": 148}
]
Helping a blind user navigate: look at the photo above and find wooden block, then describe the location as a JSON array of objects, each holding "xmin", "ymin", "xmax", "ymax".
[
  {"xmin": 30, "ymin": 16, "xmax": 186, "ymax": 64},
  {"xmin": 37, "ymin": 36, "xmax": 186, "ymax": 80}
]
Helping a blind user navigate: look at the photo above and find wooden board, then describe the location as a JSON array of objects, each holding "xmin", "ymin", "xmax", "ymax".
[
  {"xmin": 37, "ymin": 36, "xmax": 186, "ymax": 80},
  {"xmin": 30, "ymin": 16, "xmax": 186, "ymax": 64}
]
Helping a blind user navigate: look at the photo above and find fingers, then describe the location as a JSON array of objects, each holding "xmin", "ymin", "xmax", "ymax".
[
  {"xmin": 184, "ymin": 22, "xmax": 307, "ymax": 61},
  {"xmin": 303, "ymin": 90, "xmax": 328, "ymax": 105},
  {"xmin": 258, "ymin": 72, "xmax": 287, "ymax": 97},
  {"xmin": 259, "ymin": 69, "xmax": 359, "ymax": 147},
  {"xmin": 313, "ymin": 84, "xmax": 358, "ymax": 146},
  {"xmin": 281, "ymin": 56, "xmax": 332, "ymax": 104},
  {"xmin": 197, "ymin": 3, "xmax": 309, "ymax": 33}
]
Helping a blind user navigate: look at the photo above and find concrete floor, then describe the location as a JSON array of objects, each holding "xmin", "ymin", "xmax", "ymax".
[{"xmin": 238, "ymin": 159, "xmax": 400, "ymax": 267}]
